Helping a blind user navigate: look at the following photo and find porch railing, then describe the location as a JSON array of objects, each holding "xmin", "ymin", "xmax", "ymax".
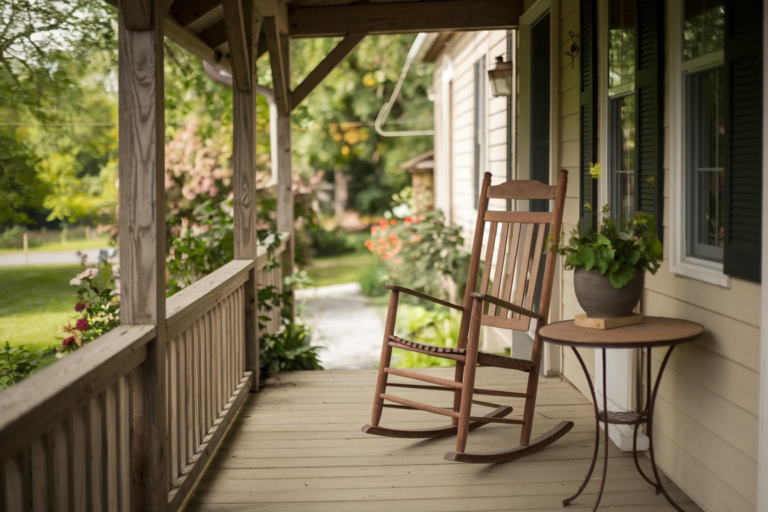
[{"xmin": 0, "ymin": 234, "xmax": 288, "ymax": 511}]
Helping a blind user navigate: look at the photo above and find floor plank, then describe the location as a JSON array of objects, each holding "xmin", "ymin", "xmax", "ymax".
[{"xmin": 181, "ymin": 367, "xmax": 702, "ymax": 511}]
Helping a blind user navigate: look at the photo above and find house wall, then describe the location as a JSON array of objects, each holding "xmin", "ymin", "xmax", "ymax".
[
  {"xmin": 430, "ymin": 0, "xmax": 763, "ymax": 510},
  {"xmin": 556, "ymin": 1, "xmax": 761, "ymax": 511},
  {"xmin": 431, "ymin": 29, "xmax": 513, "ymax": 352}
]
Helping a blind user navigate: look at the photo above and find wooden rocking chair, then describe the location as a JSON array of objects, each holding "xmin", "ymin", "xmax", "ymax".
[{"xmin": 362, "ymin": 170, "xmax": 573, "ymax": 463}]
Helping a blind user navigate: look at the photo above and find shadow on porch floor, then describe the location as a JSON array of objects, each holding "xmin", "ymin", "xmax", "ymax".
[{"xmin": 182, "ymin": 367, "xmax": 700, "ymax": 511}]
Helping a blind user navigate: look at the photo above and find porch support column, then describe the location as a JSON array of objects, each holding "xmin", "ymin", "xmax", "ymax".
[
  {"xmin": 117, "ymin": 0, "xmax": 168, "ymax": 509},
  {"xmin": 224, "ymin": 0, "xmax": 261, "ymax": 389},
  {"xmin": 266, "ymin": 10, "xmax": 295, "ymax": 320}
]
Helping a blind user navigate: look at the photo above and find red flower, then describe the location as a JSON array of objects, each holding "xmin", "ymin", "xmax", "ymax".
[
  {"xmin": 62, "ymin": 336, "xmax": 74, "ymax": 347},
  {"xmin": 389, "ymin": 219, "xmax": 396, "ymax": 226},
  {"xmin": 75, "ymin": 318, "xmax": 89, "ymax": 332},
  {"xmin": 74, "ymin": 303, "xmax": 86, "ymax": 312}
]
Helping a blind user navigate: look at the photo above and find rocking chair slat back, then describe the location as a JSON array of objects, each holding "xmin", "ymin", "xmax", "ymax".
[{"xmin": 459, "ymin": 171, "xmax": 568, "ymax": 343}]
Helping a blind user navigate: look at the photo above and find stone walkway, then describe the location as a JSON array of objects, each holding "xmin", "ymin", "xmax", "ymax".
[{"xmin": 296, "ymin": 282, "xmax": 384, "ymax": 370}]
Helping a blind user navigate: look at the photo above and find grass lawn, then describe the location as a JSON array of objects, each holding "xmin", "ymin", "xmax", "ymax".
[
  {"xmin": 0, "ymin": 265, "xmax": 79, "ymax": 349},
  {"xmin": 304, "ymin": 252, "xmax": 372, "ymax": 288},
  {"xmin": 0, "ymin": 236, "xmax": 111, "ymax": 254}
]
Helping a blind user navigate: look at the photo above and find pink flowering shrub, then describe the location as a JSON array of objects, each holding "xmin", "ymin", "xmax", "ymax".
[{"xmin": 61, "ymin": 260, "xmax": 121, "ymax": 353}]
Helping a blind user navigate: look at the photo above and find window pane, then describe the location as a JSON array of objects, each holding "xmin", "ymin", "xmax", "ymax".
[
  {"xmin": 612, "ymin": 95, "xmax": 635, "ymax": 227},
  {"xmin": 609, "ymin": 0, "xmax": 636, "ymax": 88},
  {"xmin": 683, "ymin": 0, "xmax": 725, "ymax": 61},
  {"xmin": 686, "ymin": 67, "xmax": 725, "ymax": 261}
]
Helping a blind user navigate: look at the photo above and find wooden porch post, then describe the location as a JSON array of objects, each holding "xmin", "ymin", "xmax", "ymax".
[
  {"xmin": 224, "ymin": 0, "xmax": 261, "ymax": 389},
  {"xmin": 117, "ymin": 0, "xmax": 168, "ymax": 509},
  {"xmin": 265, "ymin": 12, "xmax": 295, "ymax": 319}
]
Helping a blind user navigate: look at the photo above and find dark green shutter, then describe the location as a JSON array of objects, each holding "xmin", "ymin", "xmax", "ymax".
[
  {"xmin": 634, "ymin": 0, "xmax": 664, "ymax": 239},
  {"xmin": 723, "ymin": 0, "xmax": 763, "ymax": 283},
  {"xmin": 579, "ymin": 0, "xmax": 598, "ymax": 232}
]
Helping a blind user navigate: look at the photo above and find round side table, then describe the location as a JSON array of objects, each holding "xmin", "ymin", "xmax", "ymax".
[{"xmin": 538, "ymin": 317, "xmax": 704, "ymax": 511}]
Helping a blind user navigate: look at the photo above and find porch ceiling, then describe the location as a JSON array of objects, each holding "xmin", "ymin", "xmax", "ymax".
[{"xmin": 150, "ymin": 0, "xmax": 520, "ymax": 73}]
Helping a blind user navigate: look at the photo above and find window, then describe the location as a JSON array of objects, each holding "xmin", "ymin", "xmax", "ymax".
[
  {"xmin": 683, "ymin": 0, "xmax": 725, "ymax": 262},
  {"xmin": 608, "ymin": 0, "xmax": 636, "ymax": 227},
  {"xmin": 473, "ymin": 56, "xmax": 486, "ymax": 209}
]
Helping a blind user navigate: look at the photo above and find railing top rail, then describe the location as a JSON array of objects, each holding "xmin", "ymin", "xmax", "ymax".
[
  {"xmin": 166, "ymin": 259, "xmax": 253, "ymax": 340},
  {"xmin": 0, "ymin": 324, "xmax": 154, "ymax": 461}
]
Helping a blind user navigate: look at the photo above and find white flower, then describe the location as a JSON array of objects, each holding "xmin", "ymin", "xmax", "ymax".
[
  {"xmin": 69, "ymin": 278, "xmax": 82, "ymax": 286},
  {"xmin": 76, "ymin": 268, "xmax": 99, "ymax": 280}
]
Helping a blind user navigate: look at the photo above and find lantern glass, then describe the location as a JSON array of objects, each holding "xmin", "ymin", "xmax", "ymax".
[{"xmin": 488, "ymin": 57, "xmax": 513, "ymax": 97}]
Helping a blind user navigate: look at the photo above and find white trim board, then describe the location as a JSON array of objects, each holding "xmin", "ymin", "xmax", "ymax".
[
  {"xmin": 756, "ymin": 3, "xmax": 768, "ymax": 509},
  {"xmin": 594, "ymin": 0, "xmax": 648, "ymax": 453}
]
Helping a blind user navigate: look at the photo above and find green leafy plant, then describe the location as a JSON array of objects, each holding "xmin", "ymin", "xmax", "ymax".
[
  {"xmin": 260, "ymin": 323, "xmax": 323, "ymax": 375},
  {"xmin": 308, "ymin": 228, "xmax": 355, "ymax": 257},
  {"xmin": 0, "ymin": 342, "xmax": 46, "ymax": 389},
  {"xmin": 365, "ymin": 210, "xmax": 470, "ymax": 302},
  {"xmin": 553, "ymin": 205, "xmax": 663, "ymax": 289},
  {"xmin": 166, "ymin": 199, "xmax": 235, "ymax": 295},
  {"xmin": 62, "ymin": 259, "xmax": 121, "ymax": 352},
  {"xmin": 390, "ymin": 305, "xmax": 461, "ymax": 368}
]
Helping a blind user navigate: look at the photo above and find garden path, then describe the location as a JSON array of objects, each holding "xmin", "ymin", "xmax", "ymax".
[{"xmin": 297, "ymin": 282, "xmax": 384, "ymax": 370}]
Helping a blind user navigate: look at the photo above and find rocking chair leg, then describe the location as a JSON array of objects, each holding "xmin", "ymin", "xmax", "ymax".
[
  {"xmin": 371, "ymin": 291, "xmax": 399, "ymax": 426},
  {"xmin": 451, "ymin": 362, "xmax": 465, "ymax": 426},
  {"xmin": 456, "ymin": 301, "xmax": 482, "ymax": 453},
  {"xmin": 519, "ymin": 363, "xmax": 540, "ymax": 446}
]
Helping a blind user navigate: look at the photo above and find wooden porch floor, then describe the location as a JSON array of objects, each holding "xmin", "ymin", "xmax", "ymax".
[{"xmin": 182, "ymin": 367, "xmax": 701, "ymax": 511}]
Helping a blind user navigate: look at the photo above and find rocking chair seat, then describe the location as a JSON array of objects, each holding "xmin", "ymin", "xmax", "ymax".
[{"xmin": 389, "ymin": 335, "xmax": 534, "ymax": 372}]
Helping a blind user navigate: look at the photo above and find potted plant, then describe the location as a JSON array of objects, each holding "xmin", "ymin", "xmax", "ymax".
[{"xmin": 553, "ymin": 205, "xmax": 663, "ymax": 318}]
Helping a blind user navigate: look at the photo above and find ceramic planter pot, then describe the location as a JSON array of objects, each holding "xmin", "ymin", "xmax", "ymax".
[{"xmin": 573, "ymin": 268, "xmax": 644, "ymax": 318}]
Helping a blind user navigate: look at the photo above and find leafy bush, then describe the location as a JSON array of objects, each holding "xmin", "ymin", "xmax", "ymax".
[
  {"xmin": 309, "ymin": 228, "xmax": 355, "ymax": 257},
  {"xmin": 258, "ymin": 263, "xmax": 322, "ymax": 379},
  {"xmin": 260, "ymin": 323, "xmax": 323, "ymax": 375},
  {"xmin": 358, "ymin": 259, "xmax": 388, "ymax": 297},
  {"xmin": 364, "ymin": 210, "xmax": 471, "ymax": 302},
  {"xmin": 0, "ymin": 226, "xmax": 40, "ymax": 250},
  {"xmin": 166, "ymin": 199, "xmax": 235, "ymax": 295},
  {"xmin": 0, "ymin": 342, "xmax": 47, "ymax": 389},
  {"xmin": 390, "ymin": 306, "xmax": 461, "ymax": 368},
  {"xmin": 553, "ymin": 205, "xmax": 663, "ymax": 289},
  {"xmin": 62, "ymin": 261, "xmax": 120, "ymax": 352}
]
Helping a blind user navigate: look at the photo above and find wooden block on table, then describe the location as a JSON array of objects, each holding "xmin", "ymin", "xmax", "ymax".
[{"xmin": 574, "ymin": 313, "xmax": 644, "ymax": 330}]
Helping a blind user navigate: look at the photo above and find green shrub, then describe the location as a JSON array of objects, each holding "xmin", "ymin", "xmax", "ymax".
[
  {"xmin": 0, "ymin": 342, "xmax": 48, "ymax": 389},
  {"xmin": 0, "ymin": 226, "xmax": 28, "ymax": 249},
  {"xmin": 365, "ymin": 210, "xmax": 471, "ymax": 303},
  {"xmin": 390, "ymin": 305, "xmax": 461, "ymax": 368},
  {"xmin": 309, "ymin": 228, "xmax": 355, "ymax": 257},
  {"xmin": 260, "ymin": 323, "xmax": 323, "ymax": 375},
  {"xmin": 358, "ymin": 259, "xmax": 388, "ymax": 297}
]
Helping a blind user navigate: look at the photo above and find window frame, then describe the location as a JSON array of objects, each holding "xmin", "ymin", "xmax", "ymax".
[{"xmin": 668, "ymin": 0, "xmax": 731, "ymax": 287}]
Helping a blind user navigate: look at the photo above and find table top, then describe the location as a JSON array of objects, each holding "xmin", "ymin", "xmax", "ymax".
[{"xmin": 539, "ymin": 317, "xmax": 704, "ymax": 349}]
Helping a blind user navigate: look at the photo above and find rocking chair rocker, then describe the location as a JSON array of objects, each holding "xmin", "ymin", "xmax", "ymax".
[{"xmin": 362, "ymin": 170, "xmax": 573, "ymax": 463}]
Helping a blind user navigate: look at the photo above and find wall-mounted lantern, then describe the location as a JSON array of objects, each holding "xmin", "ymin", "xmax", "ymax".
[{"xmin": 488, "ymin": 55, "xmax": 513, "ymax": 97}]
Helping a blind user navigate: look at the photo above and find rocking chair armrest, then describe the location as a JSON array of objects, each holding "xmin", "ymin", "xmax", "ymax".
[
  {"xmin": 384, "ymin": 284, "xmax": 464, "ymax": 312},
  {"xmin": 469, "ymin": 293, "xmax": 544, "ymax": 321}
]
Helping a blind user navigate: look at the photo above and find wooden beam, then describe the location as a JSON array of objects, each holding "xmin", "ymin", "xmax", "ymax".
[
  {"xmin": 222, "ymin": 0, "xmax": 252, "ymax": 90},
  {"xmin": 198, "ymin": 19, "xmax": 227, "ymax": 48},
  {"xmin": 288, "ymin": 0, "xmax": 522, "ymax": 37},
  {"xmin": 117, "ymin": 0, "xmax": 168, "ymax": 509},
  {"xmin": 264, "ymin": 16, "xmax": 290, "ymax": 114},
  {"xmin": 121, "ymin": 0, "xmax": 153, "ymax": 30},
  {"xmin": 291, "ymin": 31, "xmax": 365, "ymax": 110},
  {"xmin": 230, "ymin": 0, "xmax": 261, "ymax": 387},
  {"xmin": 169, "ymin": 0, "xmax": 221, "ymax": 27}
]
